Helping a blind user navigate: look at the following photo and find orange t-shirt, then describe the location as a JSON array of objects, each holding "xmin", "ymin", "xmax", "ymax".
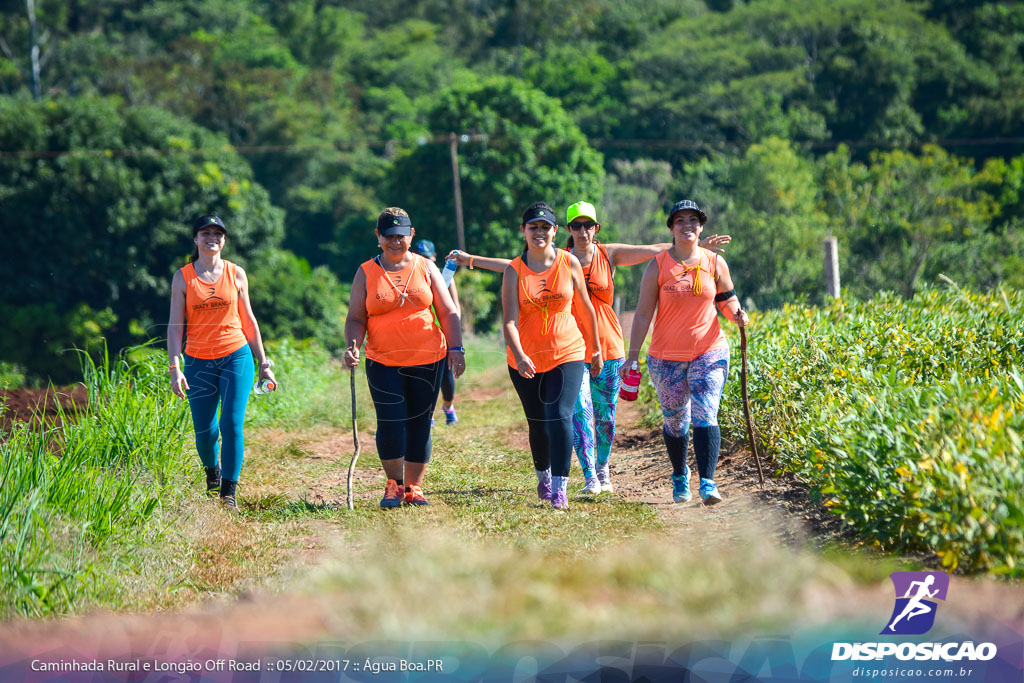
[
  {"xmin": 571, "ymin": 243, "xmax": 625, "ymax": 361},
  {"xmin": 182, "ymin": 260, "xmax": 248, "ymax": 360},
  {"xmin": 506, "ymin": 249, "xmax": 586, "ymax": 373},
  {"xmin": 648, "ymin": 249, "xmax": 728, "ymax": 362},
  {"xmin": 361, "ymin": 255, "xmax": 447, "ymax": 367}
]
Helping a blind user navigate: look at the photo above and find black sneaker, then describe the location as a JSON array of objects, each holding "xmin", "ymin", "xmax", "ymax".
[
  {"xmin": 205, "ymin": 466, "xmax": 221, "ymax": 497},
  {"xmin": 220, "ymin": 478, "xmax": 239, "ymax": 511},
  {"xmin": 221, "ymin": 495, "xmax": 239, "ymax": 510}
]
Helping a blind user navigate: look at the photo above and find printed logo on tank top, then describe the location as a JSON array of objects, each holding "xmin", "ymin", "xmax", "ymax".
[
  {"xmin": 192, "ymin": 284, "xmax": 232, "ymax": 313},
  {"xmin": 527, "ymin": 277, "xmax": 569, "ymax": 305}
]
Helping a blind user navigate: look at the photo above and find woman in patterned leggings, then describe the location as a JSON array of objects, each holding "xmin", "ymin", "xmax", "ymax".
[{"xmin": 622, "ymin": 200, "xmax": 747, "ymax": 505}]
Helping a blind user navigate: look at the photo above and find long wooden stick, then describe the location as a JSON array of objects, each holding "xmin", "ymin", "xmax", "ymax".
[
  {"xmin": 740, "ymin": 325, "xmax": 765, "ymax": 487},
  {"xmin": 346, "ymin": 366, "xmax": 361, "ymax": 510}
]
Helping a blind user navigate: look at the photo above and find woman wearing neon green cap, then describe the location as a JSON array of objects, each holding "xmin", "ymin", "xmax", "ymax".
[{"xmin": 448, "ymin": 201, "xmax": 729, "ymax": 494}]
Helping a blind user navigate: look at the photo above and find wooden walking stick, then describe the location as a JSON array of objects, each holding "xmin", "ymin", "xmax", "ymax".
[
  {"xmin": 346, "ymin": 349, "xmax": 362, "ymax": 510},
  {"xmin": 739, "ymin": 324, "xmax": 765, "ymax": 487}
]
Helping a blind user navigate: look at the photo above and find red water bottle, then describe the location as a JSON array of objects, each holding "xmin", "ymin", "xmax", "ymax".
[{"xmin": 619, "ymin": 361, "xmax": 642, "ymax": 401}]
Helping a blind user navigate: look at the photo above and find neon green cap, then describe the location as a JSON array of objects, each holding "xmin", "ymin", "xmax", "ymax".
[{"xmin": 566, "ymin": 201, "xmax": 598, "ymax": 225}]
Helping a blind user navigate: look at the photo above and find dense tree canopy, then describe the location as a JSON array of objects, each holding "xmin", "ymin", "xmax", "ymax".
[{"xmin": 0, "ymin": 0, "xmax": 1022, "ymax": 378}]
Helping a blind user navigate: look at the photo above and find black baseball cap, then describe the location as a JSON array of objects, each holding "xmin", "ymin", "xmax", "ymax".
[
  {"xmin": 666, "ymin": 200, "xmax": 707, "ymax": 227},
  {"xmin": 377, "ymin": 213, "xmax": 413, "ymax": 236},
  {"xmin": 522, "ymin": 203, "xmax": 557, "ymax": 226},
  {"xmin": 193, "ymin": 215, "xmax": 227, "ymax": 234}
]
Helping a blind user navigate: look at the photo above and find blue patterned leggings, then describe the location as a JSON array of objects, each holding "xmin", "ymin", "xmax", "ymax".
[
  {"xmin": 572, "ymin": 357, "xmax": 623, "ymax": 477},
  {"xmin": 647, "ymin": 349, "xmax": 730, "ymax": 436}
]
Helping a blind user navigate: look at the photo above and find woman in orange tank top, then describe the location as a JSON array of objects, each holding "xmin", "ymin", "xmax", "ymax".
[
  {"xmin": 622, "ymin": 200, "xmax": 748, "ymax": 507},
  {"xmin": 563, "ymin": 200, "xmax": 731, "ymax": 495},
  {"xmin": 503, "ymin": 202, "xmax": 602, "ymax": 510},
  {"xmin": 344, "ymin": 207, "xmax": 465, "ymax": 509},
  {"xmin": 167, "ymin": 215, "xmax": 276, "ymax": 510}
]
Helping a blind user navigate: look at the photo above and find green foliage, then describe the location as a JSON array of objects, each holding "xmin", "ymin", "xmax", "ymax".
[
  {"xmin": 0, "ymin": 343, "xmax": 191, "ymax": 617},
  {"xmin": 0, "ymin": 96, "xmax": 283, "ymax": 380},
  {"xmin": 710, "ymin": 289, "xmax": 1024, "ymax": 575},
  {"xmin": 820, "ymin": 144, "xmax": 1004, "ymax": 298}
]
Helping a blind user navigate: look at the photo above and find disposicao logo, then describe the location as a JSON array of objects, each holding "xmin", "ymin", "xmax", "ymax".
[
  {"xmin": 831, "ymin": 571, "xmax": 997, "ymax": 662},
  {"xmin": 882, "ymin": 571, "xmax": 949, "ymax": 635}
]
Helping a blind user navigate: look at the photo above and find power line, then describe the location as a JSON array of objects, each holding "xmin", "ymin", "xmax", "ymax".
[{"xmin": 1, "ymin": 134, "xmax": 1020, "ymax": 160}]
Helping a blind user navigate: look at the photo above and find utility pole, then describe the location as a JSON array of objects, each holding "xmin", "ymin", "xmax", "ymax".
[
  {"xmin": 449, "ymin": 132, "xmax": 466, "ymax": 252},
  {"xmin": 27, "ymin": 0, "xmax": 41, "ymax": 100}
]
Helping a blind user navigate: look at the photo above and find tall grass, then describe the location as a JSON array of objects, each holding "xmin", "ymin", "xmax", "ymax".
[{"xmin": 0, "ymin": 343, "xmax": 191, "ymax": 617}]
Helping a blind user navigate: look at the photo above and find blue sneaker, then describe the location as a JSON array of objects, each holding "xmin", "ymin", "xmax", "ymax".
[
  {"xmin": 671, "ymin": 466, "xmax": 691, "ymax": 503},
  {"xmin": 444, "ymin": 407, "xmax": 458, "ymax": 425},
  {"xmin": 699, "ymin": 478, "xmax": 723, "ymax": 505}
]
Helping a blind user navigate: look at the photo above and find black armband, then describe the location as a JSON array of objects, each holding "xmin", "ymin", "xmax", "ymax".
[{"xmin": 714, "ymin": 289, "xmax": 737, "ymax": 303}]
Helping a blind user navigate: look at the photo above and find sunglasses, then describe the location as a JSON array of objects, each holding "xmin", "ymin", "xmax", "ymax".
[{"xmin": 568, "ymin": 221, "xmax": 598, "ymax": 230}]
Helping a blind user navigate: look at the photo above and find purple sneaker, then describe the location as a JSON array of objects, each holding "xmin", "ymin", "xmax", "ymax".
[
  {"xmin": 551, "ymin": 475, "xmax": 570, "ymax": 510},
  {"xmin": 536, "ymin": 469, "xmax": 552, "ymax": 501}
]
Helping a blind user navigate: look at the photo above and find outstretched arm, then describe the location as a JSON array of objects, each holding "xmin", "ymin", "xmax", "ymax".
[
  {"xmin": 446, "ymin": 249, "xmax": 511, "ymax": 274},
  {"xmin": 620, "ymin": 260, "xmax": 660, "ymax": 379}
]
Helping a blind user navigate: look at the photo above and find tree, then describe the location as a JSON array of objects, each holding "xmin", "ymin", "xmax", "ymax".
[{"xmin": 0, "ymin": 96, "xmax": 289, "ymax": 379}]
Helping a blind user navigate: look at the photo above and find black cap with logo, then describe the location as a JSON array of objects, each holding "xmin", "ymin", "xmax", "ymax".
[
  {"xmin": 521, "ymin": 203, "xmax": 557, "ymax": 226},
  {"xmin": 193, "ymin": 215, "xmax": 227, "ymax": 234},
  {"xmin": 377, "ymin": 213, "xmax": 413, "ymax": 236}
]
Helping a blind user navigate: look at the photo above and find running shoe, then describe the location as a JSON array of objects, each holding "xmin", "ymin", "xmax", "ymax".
[
  {"xmin": 699, "ymin": 478, "xmax": 723, "ymax": 505},
  {"xmin": 536, "ymin": 469, "xmax": 552, "ymax": 502},
  {"xmin": 444, "ymin": 407, "xmax": 459, "ymax": 425},
  {"xmin": 582, "ymin": 475, "xmax": 601, "ymax": 495},
  {"xmin": 405, "ymin": 484, "xmax": 429, "ymax": 506},
  {"xmin": 205, "ymin": 466, "xmax": 221, "ymax": 497},
  {"xmin": 597, "ymin": 465, "xmax": 614, "ymax": 493},
  {"xmin": 551, "ymin": 475, "xmax": 570, "ymax": 510},
  {"xmin": 672, "ymin": 467, "xmax": 691, "ymax": 503},
  {"xmin": 220, "ymin": 494, "xmax": 239, "ymax": 511},
  {"xmin": 380, "ymin": 479, "xmax": 404, "ymax": 509}
]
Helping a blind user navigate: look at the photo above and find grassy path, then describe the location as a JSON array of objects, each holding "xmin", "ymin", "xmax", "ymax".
[{"xmin": 1, "ymin": 341, "xmax": 1021, "ymax": 659}]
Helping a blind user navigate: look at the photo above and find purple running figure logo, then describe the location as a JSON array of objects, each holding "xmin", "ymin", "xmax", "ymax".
[{"xmin": 882, "ymin": 571, "xmax": 949, "ymax": 635}]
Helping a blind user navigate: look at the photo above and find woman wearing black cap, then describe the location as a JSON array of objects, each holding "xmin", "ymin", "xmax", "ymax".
[
  {"xmin": 412, "ymin": 239, "xmax": 462, "ymax": 426},
  {"xmin": 622, "ymin": 200, "xmax": 748, "ymax": 505},
  {"xmin": 167, "ymin": 215, "xmax": 276, "ymax": 509},
  {"xmin": 344, "ymin": 208, "xmax": 465, "ymax": 508},
  {"xmin": 503, "ymin": 202, "xmax": 602, "ymax": 510}
]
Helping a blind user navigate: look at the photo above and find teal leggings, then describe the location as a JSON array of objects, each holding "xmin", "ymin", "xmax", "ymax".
[{"xmin": 184, "ymin": 344, "xmax": 254, "ymax": 482}]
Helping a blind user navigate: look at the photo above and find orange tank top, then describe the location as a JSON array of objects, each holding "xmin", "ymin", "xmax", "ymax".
[
  {"xmin": 182, "ymin": 260, "xmax": 248, "ymax": 360},
  {"xmin": 648, "ymin": 249, "xmax": 728, "ymax": 362},
  {"xmin": 571, "ymin": 243, "xmax": 625, "ymax": 361},
  {"xmin": 361, "ymin": 255, "xmax": 447, "ymax": 367},
  {"xmin": 506, "ymin": 249, "xmax": 586, "ymax": 373}
]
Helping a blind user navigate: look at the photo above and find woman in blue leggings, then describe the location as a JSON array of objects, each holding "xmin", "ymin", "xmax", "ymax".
[{"xmin": 168, "ymin": 215, "xmax": 276, "ymax": 510}]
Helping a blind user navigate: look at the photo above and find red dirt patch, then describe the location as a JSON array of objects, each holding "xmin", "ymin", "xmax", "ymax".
[{"xmin": 0, "ymin": 386, "xmax": 88, "ymax": 428}]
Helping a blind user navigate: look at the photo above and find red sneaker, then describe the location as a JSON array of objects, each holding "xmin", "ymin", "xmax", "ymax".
[
  {"xmin": 380, "ymin": 479, "xmax": 403, "ymax": 509},
  {"xmin": 405, "ymin": 484, "xmax": 429, "ymax": 506}
]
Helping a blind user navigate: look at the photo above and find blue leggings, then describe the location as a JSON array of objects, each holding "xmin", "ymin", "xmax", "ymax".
[{"xmin": 184, "ymin": 344, "xmax": 254, "ymax": 482}]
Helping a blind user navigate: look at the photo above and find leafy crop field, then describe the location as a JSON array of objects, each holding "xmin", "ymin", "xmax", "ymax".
[{"xmin": 707, "ymin": 288, "xmax": 1024, "ymax": 576}]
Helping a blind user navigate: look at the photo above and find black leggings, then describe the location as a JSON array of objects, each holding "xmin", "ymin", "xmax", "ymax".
[
  {"xmin": 441, "ymin": 362, "xmax": 456, "ymax": 403},
  {"xmin": 365, "ymin": 358, "xmax": 444, "ymax": 464},
  {"xmin": 508, "ymin": 361, "xmax": 586, "ymax": 477}
]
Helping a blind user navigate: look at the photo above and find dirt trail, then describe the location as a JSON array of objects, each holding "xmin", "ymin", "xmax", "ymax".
[{"xmin": 2, "ymin": 380, "xmax": 1022, "ymax": 666}]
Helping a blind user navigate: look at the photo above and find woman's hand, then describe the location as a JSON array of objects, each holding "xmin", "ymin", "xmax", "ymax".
[
  {"xmin": 344, "ymin": 343, "xmax": 360, "ymax": 368},
  {"xmin": 259, "ymin": 366, "xmax": 277, "ymax": 386},
  {"xmin": 170, "ymin": 367, "xmax": 189, "ymax": 400},
  {"xmin": 699, "ymin": 234, "xmax": 731, "ymax": 253},
  {"xmin": 619, "ymin": 360, "xmax": 638, "ymax": 382},
  {"xmin": 448, "ymin": 349, "xmax": 467, "ymax": 378},
  {"xmin": 590, "ymin": 351, "xmax": 603, "ymax": 378},
  {"xmin": 515, "ymin": 354, "xmax": 536, "ymax": 379},
  {"xmin": 734, "ymin": 310, "xmax": 749, "ymax": 327},
  {"xmin": 445, "ymin": 250, "xmax": 472, "ymax": 267}
]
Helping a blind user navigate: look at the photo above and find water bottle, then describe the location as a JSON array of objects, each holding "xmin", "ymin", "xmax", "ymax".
[
  {"xmin": 441, "ymin": 255, "xmax": 458, "ymax": 286},
  {"xmin": 253, "ymin": 378, "xmax": 277, "ymax": 395},
  {"xmin": 619, "ymin": 361, "xmax": 642, "ymax": 401}
]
